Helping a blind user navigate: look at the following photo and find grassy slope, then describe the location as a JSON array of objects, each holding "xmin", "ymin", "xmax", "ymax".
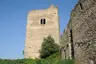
[{"xmin": 0, "ymin": 52, "xmax": 74, "ymax": 64}]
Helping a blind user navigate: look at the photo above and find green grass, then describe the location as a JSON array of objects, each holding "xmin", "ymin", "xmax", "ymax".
[{"xmin": 0, "ymin": 52, "xmax": 74, "ymax": 64}]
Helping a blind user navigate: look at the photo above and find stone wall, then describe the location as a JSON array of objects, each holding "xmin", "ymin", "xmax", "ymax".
[
  {"xmin": 61, "ymin": 0, "xmax": 96, "ymax": 64},
  {"xmin": 60, "ymin": 20, "xmax": 71, "ymax": 59}
]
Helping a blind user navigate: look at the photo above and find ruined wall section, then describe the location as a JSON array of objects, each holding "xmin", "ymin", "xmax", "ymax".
[
  {"xmin": 60, "ymin": 20, "xmax": 72, "ymax": 59},
  {"xmin": 61, "ymin": 0, "xmax": 96, "ymax": 63},
  {"xmin": 71, "ymin": 0, "xmax": 96, "ymax": 63}
]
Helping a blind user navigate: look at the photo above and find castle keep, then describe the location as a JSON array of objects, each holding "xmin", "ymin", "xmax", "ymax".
[{"xmin": 24, "ymin": 5, "xmax": 60, "ymax": 59}]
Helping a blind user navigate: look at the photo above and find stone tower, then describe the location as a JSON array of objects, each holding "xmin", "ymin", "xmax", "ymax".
[{"xmin": 24, "ymin": 5, "xmax": 60, "ymax": 59}]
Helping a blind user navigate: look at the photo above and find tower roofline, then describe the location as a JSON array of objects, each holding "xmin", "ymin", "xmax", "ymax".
[{"xmin": 49, "ymin": 4, "xmax": 58, "ymax": 8}]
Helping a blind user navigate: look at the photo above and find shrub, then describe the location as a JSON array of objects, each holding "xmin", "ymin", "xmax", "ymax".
[{"xmin": 39, "ymin": 35, "xmax": 59, "ymax": 58}]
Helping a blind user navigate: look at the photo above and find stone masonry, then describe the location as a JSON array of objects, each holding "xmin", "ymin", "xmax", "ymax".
[
  {"xmin": 24, "ymin": 5, "xmax": 60, "ymax": 59},
  {"xmin": 61, "ymin": 0, "xmax": 96, "ymax": 64}
]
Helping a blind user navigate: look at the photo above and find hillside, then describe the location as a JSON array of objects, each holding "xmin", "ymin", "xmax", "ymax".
[{"xmin": 0, "ymin": 52, "xmax": 74, "ymax": 64}]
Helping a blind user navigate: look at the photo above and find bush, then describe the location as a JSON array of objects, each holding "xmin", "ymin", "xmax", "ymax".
[{"xmin": 39, "ymin": 35, "xmax": 59, "ymax": 58}]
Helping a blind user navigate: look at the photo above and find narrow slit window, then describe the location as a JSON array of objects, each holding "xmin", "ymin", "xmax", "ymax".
[{"xmin": 80, "ymin": 3, "xmax": 83, "ymax": 10}]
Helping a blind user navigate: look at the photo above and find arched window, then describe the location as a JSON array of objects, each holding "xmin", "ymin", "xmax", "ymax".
[
  {"xmin": 43, "ymin": 19, "xmax": 46, "ymax": 24},
  {"xmin": 40, "ymin": 18, "xmax": 46, "ymax": 24},
  {"xmin": 40, "ymin": 19, "xmax": 43, "ymax": 24}
]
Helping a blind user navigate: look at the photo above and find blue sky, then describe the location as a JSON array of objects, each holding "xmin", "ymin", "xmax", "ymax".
[{"xmin": 0, "ymin": 0, "xmax": 78, "ymax": 59}]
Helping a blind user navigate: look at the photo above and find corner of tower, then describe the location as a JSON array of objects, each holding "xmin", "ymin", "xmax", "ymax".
[{"xmin": 49, "ymin": 4, "xmax": 58, "ymax": 9}]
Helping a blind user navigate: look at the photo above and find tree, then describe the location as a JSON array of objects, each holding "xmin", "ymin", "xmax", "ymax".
[{"xmin": 39, "ymin": 35, "xmax": 59, "ymax": 58}]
